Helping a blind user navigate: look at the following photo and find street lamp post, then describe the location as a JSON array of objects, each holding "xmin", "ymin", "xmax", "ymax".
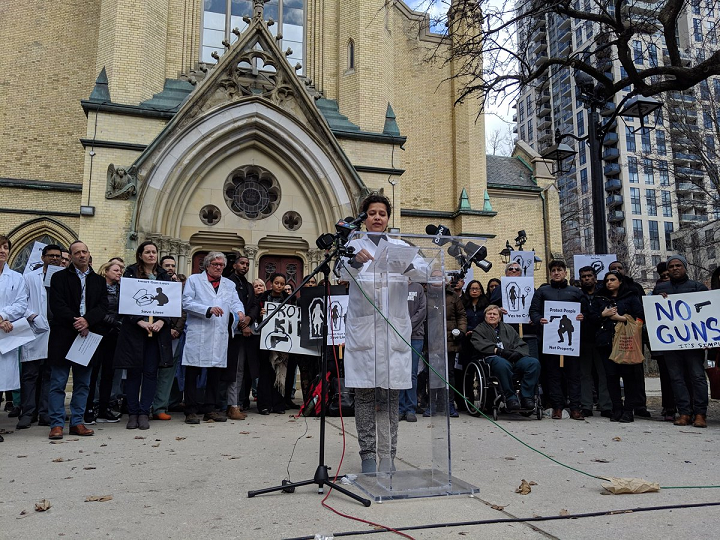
[{"xmin": 542, "ymin": 79, "xmax": 662, "ymax": 256}]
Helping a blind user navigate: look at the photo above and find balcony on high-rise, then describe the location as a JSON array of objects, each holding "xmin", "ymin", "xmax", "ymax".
[
  {"xmin": 676, "ymin": 181, "xmax": 702, "ymax": 193},
  {"xmin": 605, "ymin": 178, "xmax": 623, "ymax": 191},
  {"xmin": 606, "ymin": 194, "xmax": 624, "ymax": 207},
  {"xmin": 604, "ymin": 163, "xmax": 621, "ymax": 176},
  {"xmin": 602, "ymin": 147, "xmax": 620, "ymax": 161},
  {"xmin": 602, "ymin": 132, "xmax": 619, "ymax": 146},
  {"xmin": 675, "ymin": 166, "xmax": 704, "ymax": 179},
  {"xmin": 680, "ymin": 213, "xmax": 709, "ymax": 224},
  {"xmin": 608, "ymin": 210, "xmax": 625, "ymax": 222}
]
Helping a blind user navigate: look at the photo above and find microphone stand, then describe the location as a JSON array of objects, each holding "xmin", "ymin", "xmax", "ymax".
[{"xmin": 247, "ymin": 241, "xmax": 372, "ymax": 507}]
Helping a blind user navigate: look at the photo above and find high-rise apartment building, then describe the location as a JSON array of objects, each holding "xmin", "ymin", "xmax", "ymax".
[{"xmin": 514, "ymin": 2, "xmax": 720, "ymax": 287}]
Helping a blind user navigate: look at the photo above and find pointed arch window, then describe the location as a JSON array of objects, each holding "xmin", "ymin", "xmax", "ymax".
[
  {"xmin": 201, "ymin": 0, "xmax": 305, "ymax": 73},
  {"xmin": 347, "ymin": 39, "xmax": 355, "ymax": 71}
]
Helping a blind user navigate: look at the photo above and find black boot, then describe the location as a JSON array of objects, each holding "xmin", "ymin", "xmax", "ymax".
[{"xmin": 619, "ymin": 411, "xmax": 634, "ymax": 423}]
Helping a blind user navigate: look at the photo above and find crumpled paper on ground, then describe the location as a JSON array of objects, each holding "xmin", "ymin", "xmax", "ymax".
[{"xmin": 600, "ymin": 477, "xmax": 660, "ymax": 494}]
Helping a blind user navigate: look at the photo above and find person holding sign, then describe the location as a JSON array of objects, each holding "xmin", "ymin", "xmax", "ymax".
[
  {"xmin": 651, "ymin": 254, "xmax": 709, "ymax": 428},
  {"xmin": 17, "ymin": 244, "xmax": 63, "ymax": 429},
  {"xmin": 591, "ymin": 271, "xmax": 645, "ymax": 423},
  {"xmin": 0, "ymin": 235, "xmax": 29, "ymax": 442},
  {"xmin": 529, "ymin": 260, "xmax": 586, "ymax": 420},
  {"xmin": 181, "ymin": 252, "xmax": 244, "ymax": 425},
  {"xmin": 113, "ymin": 241, "xmax": 174, "ymax": 430},
  {"xmin": 47, "ymin": 241, "xmax": 108, "ymax": 440}
]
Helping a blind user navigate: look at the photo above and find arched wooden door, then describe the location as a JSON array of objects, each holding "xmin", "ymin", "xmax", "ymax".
[{"xmin": 257, "ymin": 255, "xmax": 303, "ymax": 290}]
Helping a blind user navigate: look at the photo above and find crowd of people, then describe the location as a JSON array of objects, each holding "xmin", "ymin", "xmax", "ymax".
[{"xmin": 0, "ymin": 209, "xmax": 717, "ymax": 471}]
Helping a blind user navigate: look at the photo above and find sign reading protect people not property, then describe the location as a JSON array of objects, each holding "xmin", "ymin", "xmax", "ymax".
[
  {"xmin": 542, "ymin": 301, "xmax": 581, "ymax": 357},
  {"xmin": 118, "ymin": 277, "xmax": 182, "ymax": 318},
  {"xmin": 642, "ymin": 290, "xmax": 720, "ymax": 351}
]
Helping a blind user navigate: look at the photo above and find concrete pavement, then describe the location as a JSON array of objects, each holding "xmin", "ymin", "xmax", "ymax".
[{"xmin": 1, "ymin": 379, "xmax": 719, "ymax": 539}]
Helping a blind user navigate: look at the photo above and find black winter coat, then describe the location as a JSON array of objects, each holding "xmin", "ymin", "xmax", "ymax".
[
  {"xmin": 652, "ymin": 275, "xmax": 708, "ymax": 295},
  {"xmin": 591, "ymin": 287, "xmax": 645, "ymax": 348},
  {"xmin": 48, "ymin": 264, "xmax": 108, "ymax": 367},
  {"xmin": 113, "ymin": 264, "xmax": 174, "ymax": 369},
  {"xmin": 529, "ymin": 280, "xmax": 587, "ymax": 326}
]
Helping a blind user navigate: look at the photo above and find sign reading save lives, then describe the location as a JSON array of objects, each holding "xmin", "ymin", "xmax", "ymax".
[
  {"xmin": 542, "ymin": 301, "xmax": 581, "ymax": 357},
  {"xmin": 642, "ymin": 290, "xmax": 720, "ymax": 351},
  {"xmin": 118, "ymin": 277, "xmax": 182, "ymax": 318}
]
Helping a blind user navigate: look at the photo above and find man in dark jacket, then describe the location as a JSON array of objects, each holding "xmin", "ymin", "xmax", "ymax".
[
  {"xmin": 529, "ymin": 260, "xmax": 586, "ymax": 420},
  {"xmin": 400, "ymin": 280, "xmax": 426, "ymax": 422},
  {"xmin": 47, "ymin": 241, "xmax": 108, "ymax": 439},
  {"xmin": 471, "ymin": 305, "xmax": 540, "ymax": 410},
  {"xmin": 578, "ymin": 266, "xmax": 612, "ymax": 417},
  {"xmin": 651, "ymin": 254, "xmax": 709, "ymax": 428},
  {"xmin": 225, "ymin": 255, "xmax": 259, "ymax": 419}
]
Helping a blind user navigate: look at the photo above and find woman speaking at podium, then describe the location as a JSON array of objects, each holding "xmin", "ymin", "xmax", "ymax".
[{"xmin": 343, "ymin": 194, "xmax": 421, "ymax": 474}]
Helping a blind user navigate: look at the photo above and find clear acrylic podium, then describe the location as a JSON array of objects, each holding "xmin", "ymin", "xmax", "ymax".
[{"xmin": 342, "ymin": 232, "xmax": 480, "ymax": 501}]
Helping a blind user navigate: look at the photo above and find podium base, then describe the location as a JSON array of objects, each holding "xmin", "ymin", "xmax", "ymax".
[{"xmin": 351, "ymin": 468, "xmax": 478, "ymax": 502}]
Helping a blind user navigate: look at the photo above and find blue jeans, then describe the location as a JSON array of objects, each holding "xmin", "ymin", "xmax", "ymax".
[
  {"xmin": 125, "ymin": 340, "xmax": 160, "ymax": 415},
  {"xmin": 486, "ymin": 355, "xmax": 540, "ymax": 400},
  {"xmin": 49, "ymin": 361, "xmax": 92, "ymax": 428},
  {"xmin": 399, "ymin": 339, "xmax": 423, "ymax": 415}
]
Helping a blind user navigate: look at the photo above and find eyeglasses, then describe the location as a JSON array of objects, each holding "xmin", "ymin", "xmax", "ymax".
[
  {"xmin": 208, "ymin": 262, "xmax": 225, "ymax": 268},
  {"xmin": 45, "ymin": 254, "xmax": 62, "ymax": 259},
  {"xmin": 507, "ymin": 267, "xmax": 522, "ymax": 272}
]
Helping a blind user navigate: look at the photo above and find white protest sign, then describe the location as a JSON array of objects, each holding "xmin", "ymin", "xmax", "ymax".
[
  {"xmin": 573, "ymin": 254, "xmax": 616, "ymax": 280},
  {"xmin": 326, "ymin": 295, "xmax": 349, "ymax": 345},
  {"xmin": 43, "ymin": 265, "xmax": 64, "ymax": 287},
  {"xmin": 260, "ymin": 301, "xmax": 319, "ymax": 355},
  {"xmin": 501, "ymin": 277, "xmax": 534, "ymax": 324},
  {"xmin": 118, "ymin": 277, "xmax": 182, "ymax": 318},
  {"xmin": 66, "ymin": 332, "xmax": 103, "ymax": 367},
  {"xmin": 23, "ymin": 241, "xmax": 47, "ymax": 275},
  {"xmin": 542, "ymin": 301, "xmax": 581, "ymax": 356},
  {"xmin": 0, "ymin": 318, "xmax": 37, "ymax": 354},
  {"xmin": 642, "ymin": 290, "xmax": 720, "ymax": 351},
  {"xmin": 510, "ymin": 251, "xmax": 535, "ymax": 277}
]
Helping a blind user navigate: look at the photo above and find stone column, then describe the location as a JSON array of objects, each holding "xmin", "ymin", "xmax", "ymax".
[{"xmin": 244, "ymin": 244, "xmax": 259, "ymax": 281}]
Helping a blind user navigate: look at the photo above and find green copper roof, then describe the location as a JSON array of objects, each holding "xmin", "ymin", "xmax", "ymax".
[
  {"xmin": 458, "ymin": 187, "xmax": 472, "ymax": 211},
  {"xmin": 383, "ymin": 103, "xmax": 400, "ymax": 136},
  {"xmin": 88, "ymin": 67, "xmax": 110, "ymax": 103},
  {"xmin": 316, "ymin": 98, "xmax": 361, "ymax": 132},
  {"xmin": 139, "ymin": 79, "xmax": 194, "ymax": 112},
  {"xmin": 483, "ymin": 189, "xmax": 493, "ymax": 211}
]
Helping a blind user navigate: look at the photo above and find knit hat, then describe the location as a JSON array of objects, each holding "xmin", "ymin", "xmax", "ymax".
[{"xmin": 666, "ymin": 254, "xmax": 688, "ymax": 269}]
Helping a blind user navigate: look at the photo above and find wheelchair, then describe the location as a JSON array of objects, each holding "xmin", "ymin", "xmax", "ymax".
[{"xmin": 462, "ymin": 355, "xmax": 542, "ymax": 421}]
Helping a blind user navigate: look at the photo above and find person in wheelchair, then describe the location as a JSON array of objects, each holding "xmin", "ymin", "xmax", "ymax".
[{"xmin": 470, "ymin": 305, "xmax": 540, "ymax": 411}]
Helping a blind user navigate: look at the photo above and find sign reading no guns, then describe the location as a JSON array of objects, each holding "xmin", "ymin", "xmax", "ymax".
[
  {"xmin": 118, "ymin": 277, "xmax": 182, "ymax": 318},
  {"xmin": 642, "ymin": 290, "xmax": 720, "ymax": 351}
]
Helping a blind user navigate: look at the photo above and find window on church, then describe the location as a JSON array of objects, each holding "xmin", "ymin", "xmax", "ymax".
[
  {"xmin": 202, "ymin": 0, "xmax": 305, "ymax": 74},
  {"xmin": 348, "ymin": 39, "xmax": 355, "ymax": 70}
]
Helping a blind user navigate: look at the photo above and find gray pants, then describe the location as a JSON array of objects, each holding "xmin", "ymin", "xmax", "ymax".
[
  {"xmin": 355, "ymin": 388, "xmax": 399, "ymax": 462},
  {"xmin": 227, "ymin": 341, "xmax": 246, "ymax": 407},
  {"xmin": 580, "ymin": 345, "xmax": 612, "ymax": 412}
]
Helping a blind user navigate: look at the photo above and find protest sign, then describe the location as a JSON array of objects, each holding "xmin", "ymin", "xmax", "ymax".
[
  {"xmin": 23, "ymin": 241, "xmax": 47, "ymax": 275},
  {"xmin": 66, "ymin": 332, "xmax": 103, "ymax": 367},
  {"xmin": 43, "ymin": 265, "xmax": 64, "ymax": 287},
  {"xmin": 326, "ymin": 295, "xmax": 348, "ymax": 345},
  {"xmin": 118, "ymin": 277, "xmax": 182, "ymax": 318},
  {"xmin": 501, "ymin": 276, "xmax": 534, "ymax": 324},
  {"xmin": 573, "ymin": 254, "xmax": 616, "ymax": 280},
  {"xmin": 510, "ymin": 251, "xmax": 535, "ymax": 277},
  {"xmin": 297, "ymin": 285, "xmax": 347, "ymax": 348},
  {"xmin": 260, "ymin": 301, "xmax": 320, "ymax": 355},
  {"xmin": 642, "ymin": 290, "xmax": 720, "ymax": 351},
  {"xmin": 542, "ymin": 301, "xmax": 581, "ymax": 356}
]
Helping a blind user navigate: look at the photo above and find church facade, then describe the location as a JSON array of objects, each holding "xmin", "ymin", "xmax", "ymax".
[{"xmin": 0, "ymin": 0, "xmax": 561, "ymax": 285}]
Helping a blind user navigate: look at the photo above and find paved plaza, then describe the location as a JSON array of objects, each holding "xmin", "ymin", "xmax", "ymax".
[{"xmin": 2, "ymin": 378, "xmax": 719, "ymax": 539}]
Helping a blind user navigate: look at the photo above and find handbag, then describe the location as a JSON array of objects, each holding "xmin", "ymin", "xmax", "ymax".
[{"xmin": 609, "ymin": 315, "xmax": 644, "ymax": 365}]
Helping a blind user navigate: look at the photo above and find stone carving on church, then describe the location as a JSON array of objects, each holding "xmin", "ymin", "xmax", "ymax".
[{"xmin": 106, "ymin": 164, "xmax": 138, "ymax": 200}]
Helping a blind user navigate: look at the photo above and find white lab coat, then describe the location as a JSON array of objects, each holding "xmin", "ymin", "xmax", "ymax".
[
  {"xmin": 0, "ymin": 266, "xmax": 29, "ymax": 391},
  {"xmin": 20, "ymin": 268, "xmax": 50, "ymax": 362},
  {"xmin": 181, "ymin": 272, "xmax": 245, "ymax": 368},
  {"xmin": 342, "ymin": 234, "xmax": 429, "ymax": 390}
]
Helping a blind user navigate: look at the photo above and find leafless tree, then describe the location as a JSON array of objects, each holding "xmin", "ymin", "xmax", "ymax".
[
  {"xmin": 408, "ymin": 1, "xmax": 720, "ymax": 117},
  {"xmin": 487, "ymin": 126, "xmax": 513, "ymax": 155}
]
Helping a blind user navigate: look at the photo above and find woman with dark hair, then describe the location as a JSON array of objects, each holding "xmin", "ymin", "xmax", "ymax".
[
  {"xmin": 461, "ymin": 280, "xmax": 489, "ymax": 333},
  {"xmin": 113, "ymin": 241, "xmax": 173, "ymax": 430},
  {"xmin": 592, "ymin": 270, "xmax": 644, "ymax": 423},
  {"xmin": 486, "ymin": 278, "xmax": 501, "ymax": 305},
  {"xmin": 256, "ymin": 272, "xmax": 292, "ymax": 415},
  {"xmin": 84, "ymin": 261, "xmax": 124, "ymax": 424},
  {"xmin": 343, "ymin": 193, "xmax": 426, "ymax": 474}
]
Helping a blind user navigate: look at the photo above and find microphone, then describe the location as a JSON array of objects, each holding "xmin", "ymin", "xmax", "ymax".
[
  {"xmin": 426, "ymin": 224, "xmax": 452, "ymax": 246},
  {"xmin": 335, "ymin": 212, "xmax": 367, "ymax": 238}
]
